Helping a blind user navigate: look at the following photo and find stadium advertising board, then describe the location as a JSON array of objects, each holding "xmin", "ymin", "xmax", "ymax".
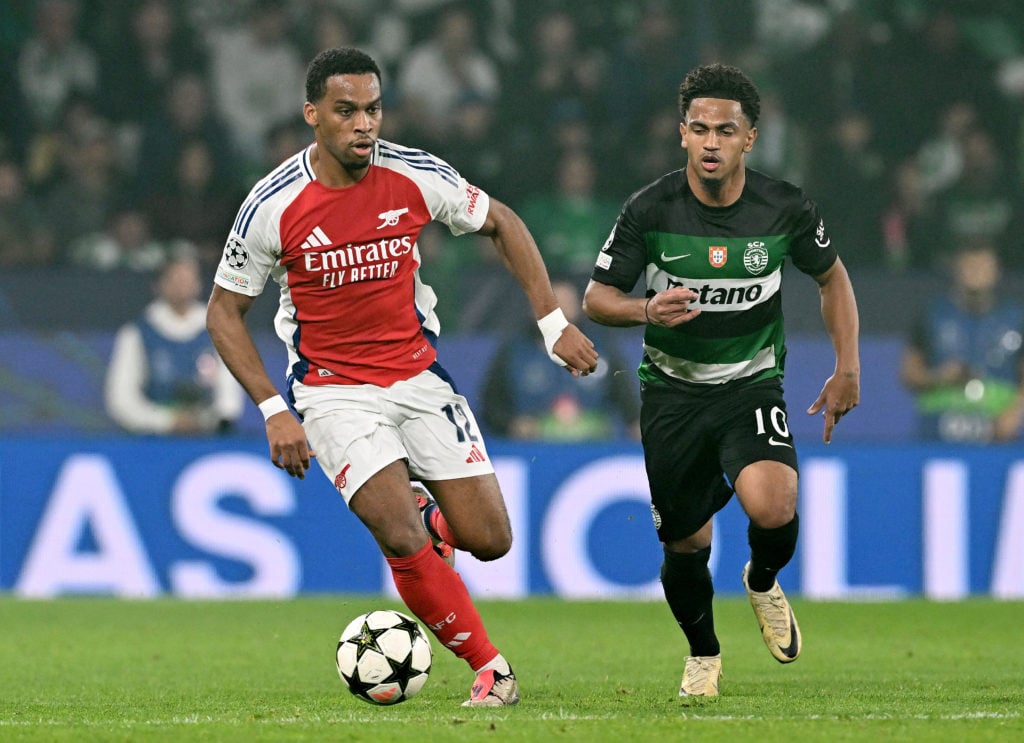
[{"xmin": 0, "ymin": 438, "xmax": 1021, "ymax": 600}]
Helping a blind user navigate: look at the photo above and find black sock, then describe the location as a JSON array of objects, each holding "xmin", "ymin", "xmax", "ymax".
[
  {"xmin": 661, "ymin": 547, "xmax": 720, "ymax": 657},
  {"xmin": 746, "ymin": 514, "xmax": 800, "ymax": 592}
]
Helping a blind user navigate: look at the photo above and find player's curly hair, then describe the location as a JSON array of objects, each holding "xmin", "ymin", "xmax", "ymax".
[
  {"xmin": 678, "ymin": 64, "xmax": 761, "ymax": 126},
  {"xmin": 305, "ymin": 47, "xmax": 382, "ymax": 103}
]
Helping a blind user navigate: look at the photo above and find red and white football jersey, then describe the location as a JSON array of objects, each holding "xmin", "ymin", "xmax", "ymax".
[{"xmin": 214, "ymin": 139, "xmax": 489, "ymax": 387}]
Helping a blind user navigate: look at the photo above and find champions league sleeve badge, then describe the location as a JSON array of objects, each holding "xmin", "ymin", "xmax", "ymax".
[{"xmin": 224, "ymin": 236, "xmax": 249, "ymax": 270}]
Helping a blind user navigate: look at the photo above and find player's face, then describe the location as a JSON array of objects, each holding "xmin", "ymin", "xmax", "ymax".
[
  {"xmin": 304, "ymin": 73, "xmax": 382, "ymax": 180},
  {"xmin": 680, "ymin": 98, "xmax": 756, "ymax": 187}
]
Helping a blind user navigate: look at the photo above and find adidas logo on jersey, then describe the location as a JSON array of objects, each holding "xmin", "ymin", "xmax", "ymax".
[
  {"xmin": 465, "ymin": 444, "xmax": 486, "ymax": 464},
  {"xmin": 376, "ymin": 207, "xmax": 409, "ymax": 229},
  {"xmin": 300, "ymin": 226, "xmax": 332, "ymax": 249}
]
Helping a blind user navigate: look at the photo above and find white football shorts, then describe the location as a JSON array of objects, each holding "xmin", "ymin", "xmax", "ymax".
[{"xmin": 292, "ymin": 369, "xmax": 494, "ymax": 503}]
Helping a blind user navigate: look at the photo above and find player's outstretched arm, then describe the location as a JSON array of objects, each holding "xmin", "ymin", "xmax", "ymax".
[
  {"xmin": 206, "ymin": 286, "xmax": 313, "ymax": 477},
  {"xmin": 807, "ymin": 258, "xmax": 861, "ymax": 444},
  {"xmin": 478, "ymin": 198, "xmax": 598, "ymax": 376}
]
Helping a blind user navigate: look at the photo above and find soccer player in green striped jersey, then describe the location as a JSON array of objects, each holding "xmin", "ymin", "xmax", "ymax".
[{"xmin": 583, "ymin": 63, "xmax": 860, "ymax": 698}]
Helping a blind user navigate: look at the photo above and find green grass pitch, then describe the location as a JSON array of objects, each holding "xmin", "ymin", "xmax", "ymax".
[{"xmin": 0, "ymin": 596, "xmax": 1021, "ymax": 741}]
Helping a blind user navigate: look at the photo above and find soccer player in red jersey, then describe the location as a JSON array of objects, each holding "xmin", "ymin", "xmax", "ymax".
[{"xmin": 206, "ymin": 47, "xmax": 598, "ymax": 707}]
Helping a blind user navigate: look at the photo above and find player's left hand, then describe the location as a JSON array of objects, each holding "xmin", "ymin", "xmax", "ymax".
[
  {"xmin": 553, "ymin": 324, "xmax": 599, "ymax": 377},
  {"xmin": 807, "ymin": 370, "xmax": 860, "ymax": 444}
]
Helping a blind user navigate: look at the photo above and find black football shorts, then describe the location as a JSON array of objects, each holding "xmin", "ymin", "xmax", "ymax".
[{"xmin": 640, "ymin": 377, "xmax": 799, "ymax": 542}]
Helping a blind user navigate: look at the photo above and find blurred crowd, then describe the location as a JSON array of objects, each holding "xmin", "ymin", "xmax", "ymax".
[{"xmin": 2, "ymin": 0, "xmax": 1024, "ymax": 332}]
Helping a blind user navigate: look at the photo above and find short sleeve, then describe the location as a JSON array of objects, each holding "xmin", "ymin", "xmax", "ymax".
[
  {"xmin": 213, "ymin": 200, "xmax": 280, "ymax": 297},
  {"xmin": 789, "ymin": 197, "xmax": 838, "ymax": 277},
  {"xmin": 589, "ymin": 198, "xmax": 648, "ymax": 293}
]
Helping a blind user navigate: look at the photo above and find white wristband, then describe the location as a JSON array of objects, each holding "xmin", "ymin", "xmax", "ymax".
[
  {"xmin": 258, "ymin": 394, "xmax": 289, "ymax": 421},
  {"xmin": 537, "ymin": 307, "xmax": 569, "ymax": 367}
]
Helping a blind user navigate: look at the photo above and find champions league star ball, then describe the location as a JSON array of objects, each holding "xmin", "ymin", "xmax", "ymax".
[
  {"xmin": 223, "ymin": 237, "xmax": 248, "ymax": 270},
  {"xmin": 336, "ymin": 610, "xmax": 432, "ymax": 705}
]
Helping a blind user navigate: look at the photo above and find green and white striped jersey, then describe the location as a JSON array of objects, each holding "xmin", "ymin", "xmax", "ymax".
[{"xmin": 591, "ymin": 168, "xmax": 838, "ymax": 387}]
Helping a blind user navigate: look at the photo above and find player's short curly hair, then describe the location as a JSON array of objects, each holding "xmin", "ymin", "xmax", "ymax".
[
  {"xmin": 305, "ymin": 47, "xmax": 382, "ymax": 103},
  {"xmin": 678, "ymin": 64, "xmax": 761, "ymax": 127}
]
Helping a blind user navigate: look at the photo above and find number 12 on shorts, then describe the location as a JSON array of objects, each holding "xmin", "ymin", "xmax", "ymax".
[{"xmin": 441, "ymin": 403, "xmax": 479, "ymax": 443}]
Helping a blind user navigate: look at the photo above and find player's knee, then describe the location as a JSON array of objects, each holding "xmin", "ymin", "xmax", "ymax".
[
  {"xmin": 470, "ymin": 543, "xmax": 510, "ymax": 562},
  {"xmin": 747, "ymin": 501, "xmax": 796, "ymax": 529},
  {"xmin": 382, "ymin": 528, "xmax": 434, "ymax": 558},
  {"xmin": 464, "ymin": 526, "xmax": 512, "ymax": 562}
]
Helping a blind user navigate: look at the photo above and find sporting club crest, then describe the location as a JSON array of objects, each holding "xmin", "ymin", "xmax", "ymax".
[{"xmin": 743, "ymin": 241, "xmax": 769, "ymax": 275}]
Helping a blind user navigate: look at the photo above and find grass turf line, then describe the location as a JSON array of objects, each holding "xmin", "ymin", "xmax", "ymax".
[{"xmin": 0, "ymin": 596, "xmax": 1021, "ymax": 742}]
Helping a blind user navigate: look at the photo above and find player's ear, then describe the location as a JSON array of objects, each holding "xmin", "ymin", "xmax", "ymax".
[
  {"xmin": 744, "ymin": 126, "xmax": 757, "ymax": 153},
  {"xmin": 679, "ymin": 121, "xmax": 687, "ymax": 149},
  {"xmin": 303, "ymin": 101, "xmax": 318, "ymax": 127}
]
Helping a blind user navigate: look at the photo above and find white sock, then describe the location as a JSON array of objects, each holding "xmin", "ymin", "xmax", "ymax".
[{"xmin": 475, "ymin": 653, "xmax": 511, "ymax": 675}]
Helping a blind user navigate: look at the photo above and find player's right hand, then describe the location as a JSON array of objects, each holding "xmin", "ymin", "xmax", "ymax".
[
  {"xmin": 646, "ymin": 287, "xmax": 701, "ymax": 327},
  {"xmin": 266, "ymin": 412, "xmax": 315, "ymax": 479},
  {"xmin": 554, "ymin": 324, "xmax": 599, "ymax": 377}
]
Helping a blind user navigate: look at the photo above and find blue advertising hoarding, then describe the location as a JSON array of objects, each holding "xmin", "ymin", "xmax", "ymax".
[{"xmin": 1, "ymin": 437, "xmax": 1021, "ymax": 600}]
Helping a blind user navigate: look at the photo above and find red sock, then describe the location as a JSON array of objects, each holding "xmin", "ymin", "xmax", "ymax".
[
  {"xmin": 387, "ymin": 542, "xmax": 498, "ymax": 671},
  {"xmin": 429, "ymin": 509, "xmax": 459, "ymax": 548}
]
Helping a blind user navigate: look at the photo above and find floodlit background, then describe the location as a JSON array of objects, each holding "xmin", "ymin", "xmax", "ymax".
[{"xmin": 0, "ymin": 0, "xmax": 1022, "ymax": 599}]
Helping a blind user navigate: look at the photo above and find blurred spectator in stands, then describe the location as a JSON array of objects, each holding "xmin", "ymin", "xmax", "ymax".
[
  {"xmin": 504, "ymin": 98, "xmax": 603, "ymax": 205},
  {"xmin": 294, "ymin": 3, "xmax": 373, "ymax": 72},
  {"xmin": 889, "ymin": 4, "xmax": 1011, "ymax": 160},
  {"xmin": 145, "ymin": 138, "xmax": 239, "ymax": 272},
  {"xmin": 0, "ymin": 4, "xmax": 33, "ymax": 158},
  {"xmin": 68, "ymin": 205, "xmax": 171, "ymax": 272},
  {"xmin": 748, "ymin": 0, "xmax": 831, "ymax": 62},
  {"xmin": 0, "ymin": 159, "xmax": 56, "ymax": 268},
  {"xmin": 413, "ymin": 220, "xmax": 504, "ymax": 333},
  {"xmin": 934, "ymin": 127, "xmax": 1021, "ymax": 264},
  {"xmin": 106, "ymin": 250, "xmax": 244, "ymax": 435},
  {"xmin": 426, "ymin": 91, "xmax": 506, "ymax": 196},
  {"xmin": 98, "ymin": 0, "xmax": 207, "ymax": 128},
  {"xmin": 396, "ymin": 3, "xmax": 500, "ymax": 142},
  {"xmin": 180, "ymin": 0, "xmax": 249, "ymax": 42},
  {"xmin": 504, "ymin": 7, "xmax": 607, "ymax": 145},
  {"xmin": 499, "ymin": 7, "xmax": 609, "ymax": 200},
  {"xmin": 624, "ymin": 104, "xmax": 685, "ymax": 191},
  {"xmin": 23, "ymin": 88, "xmax": 102, "ymax": 194},
  {"xmin": 518, "ymin": 148, "xmax": 621, "ymax": 280},
  {"xmin": 481, "ymin": 278, "xmax": 640, "ymax": 441},
  {"xmin": 15, "ymin": 0, "xmax": 98, "ymax": 134},
  {"xmin": 777, "ymin": 7, "xmax": 894, "ymax": 156},
  {"xmin": 99, "ymin": 0, "xmax": 205, "ymax": 123},
  {"xmin": 744, "ymin": 82, "xmax": 809, "ymax": 187},
  {"xmin": 606, "ymin": 0, "xmax": 705, "ymax": 148},
  {"xmin": 235, "ymin": 116, "xmax": 312, "ymax": 190},
  {"xmin": 808, "ymin": 110, "xmax": 886, "ymax": 268},
  {"xmin": 263, "ymin": 117, "xmax": 311, "ymax": 167},
  {"xmin": 135, "ymin": 71, "xmax": 237, "ymax": 201},
  {"xmin": 40, "ymin": 116, "xmax": 130, "ymax": 261},
  {"xmin": 880, "ymin": 157, "xmax": 942, "ymax": 271},
  {"xmin": 900, "ymin": 241, "xmax": 1024, "ymax": 443},
  {"xmin": 997, "ymin": 57, "xmax": 1024, "ymax": 193},
  {"xmin": 915, "ymin": 100, "xmax": 977, "ymax": 198},
  {"xmin": 206, "ymin": 0, "xmax": 304, "ymax": 170}
]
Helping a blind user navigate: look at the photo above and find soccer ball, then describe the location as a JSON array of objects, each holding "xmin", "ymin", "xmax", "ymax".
[{"xmin": 335, "ymin": 609, "xmax": 432, "ymax": 705}]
